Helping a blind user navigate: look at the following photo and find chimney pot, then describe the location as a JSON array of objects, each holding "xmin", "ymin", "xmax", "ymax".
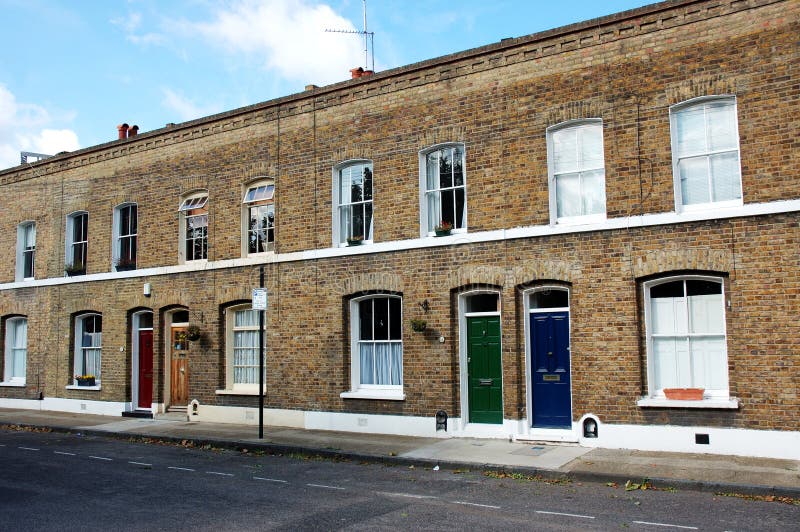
[
  {"xmin": 117, "ymin": 123, "xmax": 130, "ymax": 139},
  {"xmin": 129, "ymin": 125, "xmax": 139, "ymax": 137},
  {"xmin": 350, "ymin": 67, "xmax": 364, "ymax": 79},
  {"xmin": 305, "ymin": 84, "xmax": 319, "ymax": 91}
]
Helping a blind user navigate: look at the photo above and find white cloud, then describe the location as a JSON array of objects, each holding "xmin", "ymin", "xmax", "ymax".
[
  {"xmin": 0, "ymin": 84, "xmax": 80, "ymax": 170},
  {"xmin": 161, "ymin": 88, "xmax": 222, "ymax": 122},
  {"xmin": 183, "ymin": 0, "xmax": 366, "ymax": 86},
  {"xmin": 111, "ymin": 11, "xmax": 166, "ymax": 46}
]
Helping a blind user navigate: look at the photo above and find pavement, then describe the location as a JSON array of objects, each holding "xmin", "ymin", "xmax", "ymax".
[{"xmin": 1, "ymin": 407, "xmax": 798, "ymax": 498}]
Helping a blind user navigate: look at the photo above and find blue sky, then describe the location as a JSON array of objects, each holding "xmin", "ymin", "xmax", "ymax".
[{"xmin": 0, "ymin": 0, "xmax": 653, "ymax": 170}]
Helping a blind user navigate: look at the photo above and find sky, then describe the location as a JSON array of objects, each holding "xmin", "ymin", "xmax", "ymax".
[{"xmin": 0, "ymin": 0, "xmax": 654, "ymax": 171}]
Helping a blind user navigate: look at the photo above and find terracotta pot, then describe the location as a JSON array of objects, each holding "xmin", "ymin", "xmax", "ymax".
[{"xmin": 663, "ymin": 387, "xmax": 704, "ymax": 400}]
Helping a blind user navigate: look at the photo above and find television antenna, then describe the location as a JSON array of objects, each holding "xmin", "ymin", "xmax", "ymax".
[{"xmin": 325, "ymin": 0, "xmax": 374, "ymax": 71}]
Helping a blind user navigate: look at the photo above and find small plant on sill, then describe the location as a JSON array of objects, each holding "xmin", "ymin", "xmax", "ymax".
[
  {"xmin": 434, "ymin": 221, "xmax": 453, "ymax": 236},
  {"xmin": 64, "ymin": 261, "xmax": 86, "ymax": 276},
  {"xmin": 347, "ymin": 235, "xmax": 364, "ymax": 246},
  {"xmin": 114, "ymin": 256, "xmax": 136, "ymax": 271},
  {"xmin": 75, "ymin": 374, "xmax": 96, "ymax": 386}
]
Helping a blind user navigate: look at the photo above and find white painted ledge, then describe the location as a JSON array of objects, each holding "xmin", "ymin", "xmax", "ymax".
[
  {"xmin": 215, "ymin": 389, "xmax": 266, "ymax": 396},
  {"xmin": 637, "ymin": 397, "xmax": 740, "ymax": 409},
  {"xmin": 65, "ymin": 385, "xmax": 101, "ymax": 391},
  {"xmin": 0, "ymin": 381, "xmax": 26, "ymax": 387},
  {"xmin": 340, "ymin": 390, "xmax": 406, "ymax": 401}
]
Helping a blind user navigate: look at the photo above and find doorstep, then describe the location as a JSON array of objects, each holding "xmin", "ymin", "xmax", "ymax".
[{"xmin": 122, "ymin": 410, "xmax": 154, "ymax": 419}]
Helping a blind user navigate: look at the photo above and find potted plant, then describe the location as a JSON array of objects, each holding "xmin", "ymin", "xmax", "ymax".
[
  {"xmin": 76, "ymin": 374, "xmax": 96, "ymax": 387},
  {"xmin": 410, "ymin": 318, "xmax": 428, "ymax": 332},
  {"xmin": 185, "ymin": 324, "xmax": 202, "ymax": 341},
  {"xmin": 434, "ymin": 221, "xmax": 453, "ymax": 237},
  {"xmin": 114, "ymin": 256, "xmax": 136, "ymax": 272},
  {"xmin": 663, "ymin": 387, "xmax": 704, "ymax": 400},
  {"xmin": 346, "ymin": 235, "xmax": 364, "ymax": 246},
  {"xmin": 64, "ymin": 261, "xmax": 86, "ymax": 277}
]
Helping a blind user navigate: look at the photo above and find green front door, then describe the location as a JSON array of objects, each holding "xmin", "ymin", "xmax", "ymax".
[{"xmin": 467, "ymin": 316, "xmax": 503, "ymax": 424}]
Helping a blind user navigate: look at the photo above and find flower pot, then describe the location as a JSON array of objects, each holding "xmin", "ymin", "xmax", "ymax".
[
  {"xmin": 410, "ymin": 319, "xmax": 427, "ymax": 332},
  {"xmin": 434, "ymin": 229, "xmax": 451, "ymax": 237},
  {"xmin": 77, "ymin": 377, "xmax": 96, "ymax": 387},
  {"xmin": 663, "ymin": 387, "xmax": 704, "ymax": 400},
  {"xmin": 347, "ymin": 239, "xmax": 363, "ymax": 246}
]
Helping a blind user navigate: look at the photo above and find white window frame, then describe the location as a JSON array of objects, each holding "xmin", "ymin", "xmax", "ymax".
[
  {"xmin": 643, "ymin": 275, "xmax": 730, "ymax": 401},
  {"xmin": 241, "ymin": 180, "xmax": 275, "ymax": 256},
  {"xmin": 341, "ymin": 294, "xmax": 405, "ymax": 400},
  {"xmin": 112, "ymin": 203, "xmax": 137, "ymax": 272},
  {"xmin": 3, "ymin": 317, "xmax": 27, "ymax": 385},
  {"xmin": 16, "ymin": 222, "xmax": 36, "ymax": 281},
  {"xmin": 333, "ymin": 160, "xmax": 374, "ymax": 246},
  {"xmin": 546, "ymin": 119, "xmax": 607, "ymax": 224},
  {"xmin": 72, "ymin": 313, "xmax": 102, "ymax": 387},
  {"xmin": 669, "ymin": 96, "xmax": 742, "ymax": 212},
  {"xmin": 65, "ymin": 211, "xmax": 88, "ymax": 275},
  {"xmin": 178, "ymin": 191, "xmax": 208, "ymax": 263},
  {"xmin": 222, "ymin": 304, "xmax": 266, "ymax": 394},
  {"xmin": 419, "ymin": 143, "xmax": 467, "ymax": 237}
]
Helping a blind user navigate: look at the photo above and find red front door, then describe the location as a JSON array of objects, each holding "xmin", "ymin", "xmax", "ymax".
[{"xmin": 138, "ymin": 330, "xmax": 154, "ymax": 409}]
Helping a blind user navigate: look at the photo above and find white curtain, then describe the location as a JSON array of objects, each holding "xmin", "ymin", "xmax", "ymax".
[
  {"xmin": 359, "ymin": 341, "xmax": 402, "ymax": 385},
  {"xmin": 234, "ymin": 309, "xmax": 262, "ymax": 384}
]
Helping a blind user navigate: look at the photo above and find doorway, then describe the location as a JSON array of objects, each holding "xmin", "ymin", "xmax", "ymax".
[
  {"xmin": 168, "ymin": 310, "xmax": 190, "ymax": 408},
  {"xmin": 460, "ymin": 292, "xmax": 503, "ymax": 425},
  {"xmin": 132, "ymin": 311, "xmax": 154, "ymax": 410}
]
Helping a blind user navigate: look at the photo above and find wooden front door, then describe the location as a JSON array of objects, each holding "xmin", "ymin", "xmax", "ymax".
[
  {"xmin": 467, "ymin": 316, "xmax": 503, "ymax": 424},
  {"xmin": 170, "ymin": 327, "xmax": 189, "ymax": 406},
  {"xmin": 137, "ymin": 330, "xmax": 154, "ymax": 409}
]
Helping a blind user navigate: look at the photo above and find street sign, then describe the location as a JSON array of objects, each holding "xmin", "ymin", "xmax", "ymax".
[{"xmin": 252, "ymin": 288, "xmax": 267, "ymax": 310}]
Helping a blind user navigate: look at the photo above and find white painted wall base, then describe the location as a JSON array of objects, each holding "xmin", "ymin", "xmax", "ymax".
[{"xmin": 0, "ymin": 397, "xmax": 797, "ymax": 460}]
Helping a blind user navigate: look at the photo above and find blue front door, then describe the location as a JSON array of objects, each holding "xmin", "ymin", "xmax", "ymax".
[{"xmin": 530, "ymin": 311, "xmax": 571, "ymax": 428}]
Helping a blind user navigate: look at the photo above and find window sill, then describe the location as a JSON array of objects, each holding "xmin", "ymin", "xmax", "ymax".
[
  {"xmin": 215, "ymin": 388, "xmax": 266, "ymax": 396},
  {"xmin": 66, "ymin": 385, "xmax": 101, "ymax": 391},
  {"xmin": 637, "ymin": 397, "xmax": 739, "ymax": 409},
  {"xmin": 340, "ymin": 390, "xmax": 405, "ymax": 401},
  {"xmin": 0, "ymin": 381, "xmax": 26, "ymax": 387}
]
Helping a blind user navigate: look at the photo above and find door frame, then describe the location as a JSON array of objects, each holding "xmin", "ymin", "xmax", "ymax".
[
  {"xmin": 458, "ymin": 289, "xmax": 502, "ymax": 428},
  {"xmin": 522, "ymin": 285, "xmax": 575, "ymax": 439},
  {"xmin": 131, "ymin": 310, "xmax": 154, "ymax": 411},
  {"xmin": 164, "ymin": 308, "xmax": 190, "ymax": 409}
]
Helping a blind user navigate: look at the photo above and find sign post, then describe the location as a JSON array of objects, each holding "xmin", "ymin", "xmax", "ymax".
[{"xmin": 252, "ymin": 267, "xmax": 267, "ymax": 439}]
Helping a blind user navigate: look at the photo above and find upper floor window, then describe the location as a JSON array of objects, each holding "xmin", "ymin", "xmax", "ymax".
[
  {"xmin": 547, "ymin": 120, "xmax": 606, "ymax": 223},
  {"xmin": 644, "ymin": 276, "xmax": 729, "ymax": 399},
  {"xmin": 73, "ymin": 313, "xmax": 102, "ymax": 386},
  {"xmin": 179, "ymin": 192, "xmax": 208, "ymax": 262},
  {"xmin": 16, "ymin": 222, "xmax": 36, "ymax": 281},
  {"xmin": 420, "ymin": 144, "xmax": 466, "ymax": 235},
  {"xmin": 65, "ymin": 212, "xmax": 88, "ymax": 276},
  {"xmin": 342, "ymin": 295, "xmax": 404, "ymax": 400},
  {"xmin": 670, "ymin": 97, "xmax": 742, "ymax": 210},
  {"xmin": 242, "ymin": 181, "xmax": 275, "ymax": 255},
  {"xmin": 113, "ymin": 203, "xmax": 137, "ymax": 271},
  {"xmin": 334, "ymin": 161, "xmax": 373, "ymax": 246},
  {"xmin": 3, "ymin": 317, "xmax": 27, "ymax": 385},
  {"xmin": 224, "ymin": 304, "xmax": 265, "ymax": 392}
]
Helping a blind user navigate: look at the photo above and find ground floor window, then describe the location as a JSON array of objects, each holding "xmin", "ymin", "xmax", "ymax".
[
  {"xmin": 225, "ymin": 305, "xmax": 265, "ymax": 391},
  {"xmin": 3, "ymin": 317, "xmax": 27, "ymax": 384},
  {"xmin": 74, "ymin": 313, "xmax": 102, "ymax": 384},
  {"xmin": 348, "ymin": 295, "xmax": 403, "ymax": 394},
  {"xmin": 645, "ymin": 276, "xmax": 728, "ymax": 398}
]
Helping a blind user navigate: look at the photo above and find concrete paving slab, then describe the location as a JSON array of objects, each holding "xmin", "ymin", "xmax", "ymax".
[{"xmin": 401, "ymin": 438, "xmax": 591, "ymax": 470}]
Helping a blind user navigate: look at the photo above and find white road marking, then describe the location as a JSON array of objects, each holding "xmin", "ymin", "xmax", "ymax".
[
  {"xmin": 536, "ymin": 510, "xmax": 595, "ymax": 520},
  {"xmin": 128, "ymin": 461, "xmax": 152, "ymax": 466},
  {"xmin": 168, "ymin": 466, "xmax": 195, "ymax": 471},
  {"xmin": 253, "ymin": 477, "xmax": 288, "ymax": 483},
  {"xmin": 376, "ymin": 492, "xmax": 439, "ymax": 500},
  {"xmin": 633, "ymin": 521, "xmax": 698, "ymax": 530},
  {"xmin": 89, "ymin": 455, "xmax": 112, "ymax": 461},
  {"xmin": 307, "ymin": 483, "xmax": 345, "ymax": 490},
  {"xmin": 452, "ymin": 501, "xmax": 501, "ymax": 509},
  {"xmin": 18, "ymin": 447, "xmax": 39, "ymax": 451},
  {"xmin": 207, "ymin": 471, "xmax": 234, "ymax": 477},
  {"xmin": 54, "ymin": 451, "xmax": 76, "ymax": 456}
]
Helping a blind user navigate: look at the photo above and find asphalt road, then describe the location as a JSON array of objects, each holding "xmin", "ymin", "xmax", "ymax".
[{"xmin": 0, "ymin": 428, "xmax": 797, "ymax": 531}]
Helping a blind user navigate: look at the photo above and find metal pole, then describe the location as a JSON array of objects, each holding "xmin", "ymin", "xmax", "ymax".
[{"xmin": 259, "ymin": 265, "xmax": 265, "ymax": 439}]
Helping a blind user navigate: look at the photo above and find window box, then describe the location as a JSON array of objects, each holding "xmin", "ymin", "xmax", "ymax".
[
  {"xmin": 65, "ymin": 263, "xmax": 86, "ymax": 276},
  {"xmin": 663, "ymin": 387, "xmax": 704, "ymax": 400},
  {"xmin": 347, "ymin": 236, "xmax": 364, "ymax": 246},
  {"xmin": 76, "ymin": 376, "xmax": 96, "ymax": 387},
  {"xmin": 114, "ymin": 260, "xmax": 136, "ymax": 272},
  {"xmin": 434, "ymin": 221, "xmax": 452, "ymax": 237}
]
